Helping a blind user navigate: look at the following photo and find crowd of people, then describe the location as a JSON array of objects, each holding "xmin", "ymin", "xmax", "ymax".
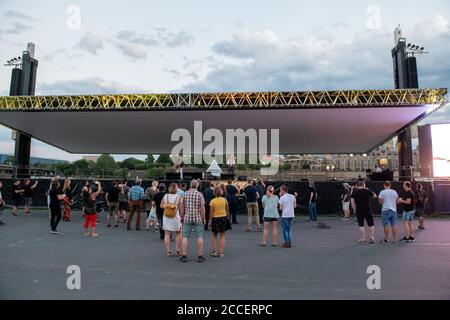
[{"xmin": 0, "ymin": 176, "xmax": 430, "ymax": 261}]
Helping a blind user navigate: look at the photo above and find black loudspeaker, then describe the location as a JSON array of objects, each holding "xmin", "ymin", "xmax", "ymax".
[
  {"xmin": 406, "ymin": 56, "xmax": 419, "ymax": 89},
  {"xmin": 237, "ymin": 176, "xmax": 247, "ymax": 181}
]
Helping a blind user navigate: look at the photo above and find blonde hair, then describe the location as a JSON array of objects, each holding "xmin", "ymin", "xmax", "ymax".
[
  {"xmin": 63, "ymin": 178, "xmax": 71, "ymax": 192},
  {"xmin": 214, "ymin": 186, "xmax": 223, "ymax": 197}
]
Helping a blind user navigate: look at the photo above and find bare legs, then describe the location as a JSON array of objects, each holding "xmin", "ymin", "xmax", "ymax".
[
  {"xmin": 182, "ymin": 237, "xmax": 204, "ymax": 257},
  {"xmin": 403, "ymin": 221, "xmax": 415, "ymax": 239},
  {"xmin": 359, "ymin": 226, "xmax": 375, "ymax": 241},
  {"xmin": 212, "ymin": 232, "xmax": 226, "ymax": 254},
  {"xmin": 384, "ymin": 225, "xmax": 398, "ymax": 242},
  {"xmin": 165, "ymin": 231, "xmax": 182, "ymax": 255},
  {"xmin": 262, "ymin": 221, "xmax": 278, "ymax": 245}
]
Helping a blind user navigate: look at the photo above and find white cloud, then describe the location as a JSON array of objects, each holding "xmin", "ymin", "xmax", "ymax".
[
  {"xmin": 77, "ymin": 32, "xmax": 104, "ymax": 55},
  {"xmin": 183, "ymin": 15, "xmax": 450, "ymax": 96},
  {"xmin": 37, "ymin": 78, "xmax": 145, "ymax": 95}
]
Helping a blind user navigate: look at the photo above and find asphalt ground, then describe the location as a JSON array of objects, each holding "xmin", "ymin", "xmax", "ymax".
[{"xmin": 0, "ymin": 209, "xmax": 449, "ymax": 300}]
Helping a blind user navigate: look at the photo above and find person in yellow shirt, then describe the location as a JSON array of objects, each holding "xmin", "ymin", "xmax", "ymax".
[{"xmin": 208, "ymin": 187, "xmax": 231, "ymax": 257}]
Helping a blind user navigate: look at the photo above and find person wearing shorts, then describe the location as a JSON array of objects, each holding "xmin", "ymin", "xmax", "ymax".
[
  {"xmin": 261, "ymin": 185, "xmax": 280, "ymax": 247},
  {"xmin": 341, "ymin": 183, "xmax": 351, "ymax": 221},
  {"xmin": 106, "ymin": 181, "xmax": 120, "ymax": 228},
  {"xmin": 180, "ymin": 180, "xmax": 206, "ymax": 263},
  {"xmin": 118, "ymin": 181, "xmax": 130, "ymax": 223},
  {"xmin": 378, "ymin": 181, "xmax": 399, "ymax": 244},
  {"xmin": 398, "ymin": 181, "xmax": 416, "ymax": 243},
  {"xmin": 23, "ymin": 179, "xmax": 38, "ymax": 214},
  {"xmin": 351, "ymin": 181, "xmax": 377, "ymax": 244}
]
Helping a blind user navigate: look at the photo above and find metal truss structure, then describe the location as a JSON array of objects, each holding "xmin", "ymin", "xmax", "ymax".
[{"xmin": 0, "ymin": 88, "xmax": 447, "ymax": 111}]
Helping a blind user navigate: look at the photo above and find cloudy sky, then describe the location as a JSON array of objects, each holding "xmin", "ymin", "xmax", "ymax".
[{"xmin": 0, "ymin": 0, "xmax": 449, "ymax": 161}]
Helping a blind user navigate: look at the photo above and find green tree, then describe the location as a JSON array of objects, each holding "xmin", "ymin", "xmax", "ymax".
[
  {"xmin": 95, "ymin": 154, "xmax": 117, "ymax": 176},
  {"xmin": 156, "ymin": 154, "xmax": 172, "ymax": 164},
  {"xmin": 147, "ymin": 166, "xmax": 166, "ymax": 179},
  {"xmin": 120, "ymin": 157, "xmax": 145, "ymax": 170},
  {"xmin": 145, "ymin": 154, "xmax": 156, "ymax": 163}
]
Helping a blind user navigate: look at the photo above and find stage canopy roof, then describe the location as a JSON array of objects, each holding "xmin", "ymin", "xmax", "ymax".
[{"xmin": 0, "ymin": 88, "xmax": 447, "ymax": 154}]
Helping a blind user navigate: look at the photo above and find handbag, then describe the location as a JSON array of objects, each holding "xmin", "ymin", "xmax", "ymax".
[
  {"xmin": 149, "ymin": 206, "xmax": 156, "ymax": 220},
  {"xmin": 163, "ymin": 195, "xmax": 178, "ymax": 218}
]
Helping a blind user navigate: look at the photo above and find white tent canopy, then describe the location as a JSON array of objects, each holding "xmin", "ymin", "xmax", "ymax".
[{"xmin": 206, "ymin": 160, "xmax": 222, "ymax": 177}]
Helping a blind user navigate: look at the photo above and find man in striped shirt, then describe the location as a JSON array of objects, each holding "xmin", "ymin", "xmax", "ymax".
[
  {"xmin": 180, "ymin": 180, "xmax": 206, "ymax": 262},
  {"xmin": 127, "ymin": 179, "xmax": 144, "ymax": 231}
]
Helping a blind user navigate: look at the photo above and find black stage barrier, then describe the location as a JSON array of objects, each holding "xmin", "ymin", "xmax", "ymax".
[{"xmin": 0, "ymin": 178, "xmax": 438, "ymax": 215}]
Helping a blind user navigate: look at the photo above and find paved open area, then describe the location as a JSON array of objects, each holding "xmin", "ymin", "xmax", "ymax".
[{"xmin": 0, "ymin": 209, "xmax": 449, "ymax": 300}]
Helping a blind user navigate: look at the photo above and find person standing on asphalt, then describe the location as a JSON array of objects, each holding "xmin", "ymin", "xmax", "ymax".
[
  {"xmin": 256, "ymin": 178, "xmax": 266, "ymax": 227},
  {"xmin": 62, "ymin": 179, "xmax": 72, "ymax": 222},
  {"xmin": 415, "ymin": 183, "xmax": 428, "ymax": 230},
  {"xmin": 180, "ymin": 180, "xmax": 206, "ymax": 263},
  {"xmin": 127, "ymin": 179, "xmax": 144, "ymax": 231},
  {"xmin": 261, "ymin": 185, "xmax": 280, "ymax": 247},
  {"xmin": 244, "ymin": 179, "xmax": 261, "ymax": 232},
  {"xmin": 12, "ymin": 180, "xmax": 24, "ymax": 217},
  {"xmin": 23, "ymin": 179, "xmax": 38, "ymax": 215},
  {"xmin": 106, "ymin": 181, "xmax": 120, "ymax": 228},
  {"xmin": 378, "ymin": 181, "xmax": 399, "ymax": 244},
  {"xmin": 83, "ymin": 181, "xmax": 102, "ymax": 237},
  {"xmin": 226, "ymin": 180, "xmax": 239, "ymax": 224},
  {"xmin": 49, "ymin": 180, "xmax": 66, "ymax": 234},
  {"xmin": 308, "ymin": 181, "xmax": 318, "ymax": 222},
  {"xmin": 278, "ymin": 185, "xmax": 297, "ymax": 248},
  {"xmin": 351, "ymin": 181, "xmax": 377, "ymax": 244},
  {"xmin": 398, "ymin": 181, "xmax": 416, "ymax": 243},
  {"xmin": 341, "ymin": 183, "xmax": 351, "ymax": 221},
  {"xmin": 119, "ymin": 179, "xmax": 130, "ymax": 223},
  {"xmin": 153, "ymin": 184, "xmax": 167, "ymax": 240},
  {"xmin": 202, "ymin": 181, "xmax": 215, "ymax": 231}
]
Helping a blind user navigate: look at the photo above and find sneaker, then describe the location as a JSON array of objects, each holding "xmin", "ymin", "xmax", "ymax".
[
  {"xmin": 282, "ymin": 243, "xmax": 290, "ymax": 248},
  {"xmin": 418, "ymin": 226, "xmax": 425, "ymax": 230},
  {"xmin": 51, "ymin": 230, "xmax": 60, "ymax": 234},
  {"xmin": 197, "ymin": 256, "xmax": 206, "ymax": 263},
  {"xmin": 399, "ymin": 237, "xmax": 410, "ymax": 242},
  {"xmin": 107, "ymin": 224, "xmax": 111, "ymax": 228},
  {"xmin": 380, "ymin": 239, "xmax": 390, "ymax": 244},
  {"xmin": 114, "ymin": 224, "xmax": 119, "ymax": 228},
  {"xmin": 0, "ymin": 221, "xmax": 4, "ymax": 226},
  {"xmin": 408, "ymin": 237, "xmax": 415, "ymax": 243},
  {"xmin": 369, "ymin": 238, "xmax": 375, "ymax": 244},
  {"xmin": 180, "ymin": 256, "xmax": 188, "ymax": 263}
]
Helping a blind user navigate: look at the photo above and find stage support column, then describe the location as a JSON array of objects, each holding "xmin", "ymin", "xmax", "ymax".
[
  {"xmin": 398, "ymin": 129, "xmax": 413, "ymax": 181},
  {"xmin": 14, "ymin": 132, "xmax": 32, "ymax": 178}
]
